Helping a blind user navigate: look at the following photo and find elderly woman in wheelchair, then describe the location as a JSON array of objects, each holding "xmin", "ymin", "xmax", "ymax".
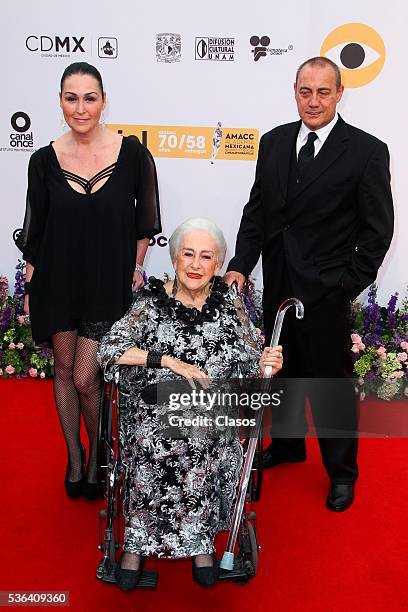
[{"xmin": 98, "ymin": 217, "xmax": 283, "ymax": 589}]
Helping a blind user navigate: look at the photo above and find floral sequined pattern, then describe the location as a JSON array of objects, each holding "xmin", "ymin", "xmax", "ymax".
[{"xmin": 98, "ymin": 276, "xmax": 261, "ymax": 558}]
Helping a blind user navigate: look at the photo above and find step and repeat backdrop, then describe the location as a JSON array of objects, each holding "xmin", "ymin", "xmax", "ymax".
[{"xmin": 2, "ymin": 0, "xmax": 407, "ymax": 302}]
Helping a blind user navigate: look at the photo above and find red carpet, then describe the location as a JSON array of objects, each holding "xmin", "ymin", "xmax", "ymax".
[{"xmin": 1, "ymin": 379, "xmax": 407, "ymax": 611}]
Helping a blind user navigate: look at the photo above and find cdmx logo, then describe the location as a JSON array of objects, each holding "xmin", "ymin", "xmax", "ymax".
[
  {"xmin": 250, "ymin": 35, "xmax": 270, "ymax": 61},
  {"xmin": 321, "ymin": 23, "xmax": 385, "ymax": 88},
  {"xmin": 25, "ymin": 36, "xmax": 85, "ymax": 53}
]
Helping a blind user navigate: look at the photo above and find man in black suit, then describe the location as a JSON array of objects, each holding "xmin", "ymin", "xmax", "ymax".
[{"xmin": 224, "ymin": 57, "xmax": 393, "ymax": 511}]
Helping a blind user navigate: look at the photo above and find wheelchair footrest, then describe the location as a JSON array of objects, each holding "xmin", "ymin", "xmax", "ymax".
[
  {"xmin": 97, "ymin": 563, "xmax": 158, "ymax": 589},
  {"xmin": 136, "ymin": 569, "xmax": 158, "ymax": 589},
  {"xmin": 217, "ymin": 557, "xmax": 254, "ymax": 583}
]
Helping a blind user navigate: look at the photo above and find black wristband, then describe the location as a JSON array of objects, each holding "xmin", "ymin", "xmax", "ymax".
[
  {"xmin": 146, "ymin": 351, "xmax": 163, "ymax": 368},
  {"xmin": 24, "ymin": 281, "xmax": 30, "ymax": 295}
]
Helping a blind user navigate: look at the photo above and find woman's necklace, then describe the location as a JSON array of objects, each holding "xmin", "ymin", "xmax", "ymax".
[
  {"xmin": 171, "ymin": 277, "xmax": 213, "ymax": 310},
  {"xmin": 174, "ymin": 293, "xmax": 207, "ymax": 311}
]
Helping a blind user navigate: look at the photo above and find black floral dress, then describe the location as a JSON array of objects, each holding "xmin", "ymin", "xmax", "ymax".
[{"xmin": 98, "ymin": 277, "xmax": 261, "ymax": 558}]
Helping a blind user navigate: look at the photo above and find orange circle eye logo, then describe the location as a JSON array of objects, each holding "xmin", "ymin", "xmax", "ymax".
[{"xmin": 320, "ymin": 23, "xmax": 385, "ymax": 88}]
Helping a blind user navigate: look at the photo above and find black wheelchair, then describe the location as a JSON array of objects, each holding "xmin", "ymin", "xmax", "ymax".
[
  {"xmin": 95, "ymin": 376, "xmax": 263, "ymax": 587},
  {"xmin": 95, "ymin": 297, "xmax": 303, "ymax": 587}
]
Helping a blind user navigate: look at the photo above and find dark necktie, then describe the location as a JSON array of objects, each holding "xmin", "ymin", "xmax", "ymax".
[{"xmin": 297, "ymin": 131, "xmax": 318, "ymax": 174}]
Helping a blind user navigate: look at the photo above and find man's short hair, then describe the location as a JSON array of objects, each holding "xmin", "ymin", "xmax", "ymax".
[{"xmin": 295, "ymin": 57, "xmax": 342, "ymax": 90}]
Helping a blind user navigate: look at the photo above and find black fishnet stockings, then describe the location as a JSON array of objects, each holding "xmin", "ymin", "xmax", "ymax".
[{"xmin": 52, "ymin": 331, "xmax": 102, "ymax": 483}]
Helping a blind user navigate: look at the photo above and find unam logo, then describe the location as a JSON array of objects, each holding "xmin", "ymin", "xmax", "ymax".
[
  {"xmin": 195, "ymin": 37, "xmax": 235, "ymax": 61},
  {"xmin": 156, "ymin": 33, "xmax": 181, "ymax": 63},
  {"xmin": 321, "ymin": 23, "xmax": 385, "ymax": 88}
]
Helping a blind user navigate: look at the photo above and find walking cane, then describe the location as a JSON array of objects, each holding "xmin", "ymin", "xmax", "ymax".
[{"xmin": 220, "ymin": 296, "xmax": 304, "ymax": 571}]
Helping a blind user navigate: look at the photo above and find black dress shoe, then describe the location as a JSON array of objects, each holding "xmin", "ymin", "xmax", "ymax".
[
  {"xmin": 262, "ymin": 446, "xmax": 306, "ymax": 469},
  {"xmin": 326, "ymin": 483, "xmax": 355, "ymax": 512},
  {"xmin": 115, "ymin": 553, "xmax": 143, "ymax": 591},
  {"xmin": 64, "ymin": 446, "xmax": 86, "ymax": 498},
  {"xmin": 192, "ymin": 555, "xmax": 219, "ymax": 587}
]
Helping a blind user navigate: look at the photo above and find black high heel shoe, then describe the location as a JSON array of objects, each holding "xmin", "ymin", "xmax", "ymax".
[
  {"xmin": 115, "ymin": 552, "xmax": 143, "ymax": 591},
  {"xmin": 192, "ymin": 554, "xmax": 219, "ymax": 587},
  {"xmin": 82, "ymin": 480, "xmax": 101, "ymax": 500},
  {"xmin": 64, "ymin": 445, "xmax": 85, "ymax": 498},
  {"xmin": 82, "ymin": 451, "xmax": 103, "ymax": 500}
]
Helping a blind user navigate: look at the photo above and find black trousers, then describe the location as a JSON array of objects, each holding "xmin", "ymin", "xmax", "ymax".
[{"xmin": 265, "ymin": 277, "xmax": 358, "ymax": 484}]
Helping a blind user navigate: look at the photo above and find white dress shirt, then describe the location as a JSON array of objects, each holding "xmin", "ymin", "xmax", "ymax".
[{"xmin": 296, "ymin": 113, "xmax": 339, "ymax": 159}]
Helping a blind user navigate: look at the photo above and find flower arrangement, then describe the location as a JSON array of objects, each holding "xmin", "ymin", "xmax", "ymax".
[
  {"xmin": 0, "ymin": 260, "xmax": 54, "ymax": 378},
  {"xmin": 351, "ymin": 284, "xmax": 408, "ymax": 400}
]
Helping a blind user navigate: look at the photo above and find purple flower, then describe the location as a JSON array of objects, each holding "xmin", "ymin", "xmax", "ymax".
[
  {"xmin": 387, "ymin": 292, "xmax": 398, "ymax": 315},
  {"xmin": 0, "ymin": 305, "xmax": 12, "ymax": 332},
  {"xmin": 367, "ymin": 284, "xmax": 378, "ymax": 305},
  {"xmin": 242, "ymin": 279, "xmax": 264, "ymax": 336},
  {"xmin": 365, "ymin": 371, "xmax": 377, "ymax": 381},
  {"xmin": 13, "ymin": 259, "xmax": 25, "ymax": 316},
  {"xmin": 387, "ymin": 293, "xmax": 398, "ymax": 329},
  {"xmin": 0, "ymin": 276, "xmax": 9, "ymax": 305},
  {"xmin": 39, "ymin": 347, "xmax": 53, "ymax": 360},
  {"xmin": 364, "ymin": 332, "xmax": 382, "ymax": 348},
  {"xmin": 364, "ymin": 302, "xmax": 381, "ymax": 336}
]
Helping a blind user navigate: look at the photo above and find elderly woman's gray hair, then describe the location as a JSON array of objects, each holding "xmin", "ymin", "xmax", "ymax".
[{"xmin": 169, "ymin": 217, "xmax": 227, "ymax": 266}]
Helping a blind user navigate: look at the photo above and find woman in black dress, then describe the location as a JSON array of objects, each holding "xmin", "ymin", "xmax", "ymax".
[{"xmin": 17, "ymin": 62, "xmax": 161, "ymax": 499}]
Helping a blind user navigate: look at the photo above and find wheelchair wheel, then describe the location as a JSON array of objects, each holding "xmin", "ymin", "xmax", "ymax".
[
  {"xmin": 248, "ymin": 433, "xmax": 263, "ymax": 502},
  {"xmin": 97, "ymin": 383, "xmax": 117, "ymax": 499},
  {"xmin": 247, "ymin": 521, "xmax": 258, "ymax": 574},
  {"xmin": 232, "ymin": 513, "xmax": 259, "ymax": 582},
  {"xmin": 96, "ymin": 381, "xmax": 124, "ymax": 582}
]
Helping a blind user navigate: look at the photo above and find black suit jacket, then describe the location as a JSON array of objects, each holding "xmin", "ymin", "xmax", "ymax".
[{"xmin": 228, "ymin": 116, "xmax": 394, "ymax": 331}]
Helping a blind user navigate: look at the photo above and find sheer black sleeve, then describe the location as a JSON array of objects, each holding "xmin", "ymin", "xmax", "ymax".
[
  {"xmin": 134, "ymin": 140, "xmax": 161, "ymax": 239},
  {"xmin": 15, "ymin": 148, "xmax": 49, "ymax": 266}
]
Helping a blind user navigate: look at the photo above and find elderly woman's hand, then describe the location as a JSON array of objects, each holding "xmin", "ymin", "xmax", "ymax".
[
  {"xmin": 259, "ymin": 345, "xmax": 283, "ymax": 377},
  {"xmin": 162, "ymin": 355, "xmax": 210, "ymax": 390}
]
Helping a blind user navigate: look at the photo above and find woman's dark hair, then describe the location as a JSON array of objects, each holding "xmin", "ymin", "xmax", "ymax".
[{"xmin": 60, "ymin": 62, "xmax": 105, "ymax": 97}]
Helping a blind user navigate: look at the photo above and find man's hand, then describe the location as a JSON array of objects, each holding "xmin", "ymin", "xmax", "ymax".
[
  {"xmin": 132, "ymin": 270, "xmax": 145, "ymax": 292},
  {"xmin": 223, "ymin": 271, "xmax": 246, "ymax": 291}
]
